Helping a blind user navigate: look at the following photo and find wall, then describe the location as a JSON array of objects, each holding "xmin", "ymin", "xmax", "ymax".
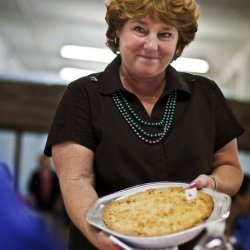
[
  {"xmin": 219, "ymin": 40, "xmax": 250, "ymax": 101},
  {"xmin": 0, "ymin": 33, "xmax": 24, "ymax": 73}
]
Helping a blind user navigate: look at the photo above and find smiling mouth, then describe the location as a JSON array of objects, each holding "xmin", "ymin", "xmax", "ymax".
[{"xmin": 139, "ymin": 55, "xmax": 159, "ymax": 60}]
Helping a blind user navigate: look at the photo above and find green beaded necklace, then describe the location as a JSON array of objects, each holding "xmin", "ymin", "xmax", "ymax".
[{"xmin": 112, "ymin": 89, "xmax": 177, "ymax": 144}]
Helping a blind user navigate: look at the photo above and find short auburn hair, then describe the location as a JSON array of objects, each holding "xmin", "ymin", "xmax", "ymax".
[{"xmin": 105, "ymin": 0, "xmax": 199, "ymax": 60}]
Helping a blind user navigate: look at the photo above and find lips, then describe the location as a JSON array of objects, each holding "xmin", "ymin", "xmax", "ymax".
[{"xmin": 139, "ymin": 55, "xmax": 160, "ymax": 60}]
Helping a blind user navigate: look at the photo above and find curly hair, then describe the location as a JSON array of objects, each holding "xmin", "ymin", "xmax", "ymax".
[{"xmin": 105, "ymin": 0, "xmax": 199, "ymax": 60}]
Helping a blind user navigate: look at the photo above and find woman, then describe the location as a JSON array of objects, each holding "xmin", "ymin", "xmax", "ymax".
[
  {"xmin": 44, "ymin": 0, "xmax": 244, "ymax": 249},
  {"xmin": 28, "ymin": 155, "xmax": 60, "ymax": 212}
]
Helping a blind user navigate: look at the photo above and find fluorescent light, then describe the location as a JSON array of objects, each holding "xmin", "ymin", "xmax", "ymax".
[
  {"xmin": 59, "ymin": 67, "xmax": 96, "ymax": 82},
  {"xmin": 171, "ymin": 57, "xmax": 209, "ymax": 74},
  {"xmin": 60, "ymin": 45, "xmax": 116, "ymax": 63}
]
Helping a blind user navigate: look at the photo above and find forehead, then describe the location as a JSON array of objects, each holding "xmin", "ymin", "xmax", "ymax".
[{"xmin": 126, "ymin": 15, "xmax": 175, "ymax": 29}]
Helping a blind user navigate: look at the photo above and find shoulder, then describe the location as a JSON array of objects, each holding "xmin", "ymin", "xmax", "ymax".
[
  {"xmin": 59, "ymin": 72, "xmax": 104, "ymax": 101},
  {"xmin": 180, "ymin": 72, "xmax": 214, "ymax": 85},
  {"xmin": 67, "ymin": 72, "xmax": 104, "ymax": 90},
  {"xmin": 180, "ymin": 72, "xmax": 221, "ymax": 94}
]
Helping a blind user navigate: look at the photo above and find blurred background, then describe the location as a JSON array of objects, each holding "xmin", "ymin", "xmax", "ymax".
[{"xmin": 0, "ymin": 0, "xmax": 249, "ymax": 246}]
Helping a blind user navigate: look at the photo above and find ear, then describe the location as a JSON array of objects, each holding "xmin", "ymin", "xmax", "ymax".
[{"xmin": 116, "ymin": 30, "xmax": 120, "ymax": 38}]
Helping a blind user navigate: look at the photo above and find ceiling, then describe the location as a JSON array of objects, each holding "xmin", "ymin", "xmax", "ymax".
[{"xmin": 0, "ymin": 0, "xmax": 250, "ymax": 85}]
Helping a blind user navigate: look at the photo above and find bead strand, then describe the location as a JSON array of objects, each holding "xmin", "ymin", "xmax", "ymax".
[
  {"xmin": 112, "ymin": 90, "xmax": 177, "ymax": 144},
  {"xmin": 117, "ymin": 90, "xmax": 174, "ymax": 127}
]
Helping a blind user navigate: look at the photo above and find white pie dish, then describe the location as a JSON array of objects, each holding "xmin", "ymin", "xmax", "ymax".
[{"xmin": 86, "ymin": 182, "xmax": 231, "ymax": 249}]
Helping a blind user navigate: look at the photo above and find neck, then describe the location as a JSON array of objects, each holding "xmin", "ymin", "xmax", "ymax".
[{"xmin": 119, "ymin": 69, "xmax": 165, "ymax": 101}]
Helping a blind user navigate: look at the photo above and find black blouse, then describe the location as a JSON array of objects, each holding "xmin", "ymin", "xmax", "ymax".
[
  {"xmin": 44, "ymin": 56, "xmax": 244, "ymax": 250},
  {"xmin": 45, "ymin": 55, "xmax": 244, "ymax": 196}
]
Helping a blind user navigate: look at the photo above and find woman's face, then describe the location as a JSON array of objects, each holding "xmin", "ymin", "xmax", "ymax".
[{"xmin": 117, "ymin": 15, "xmax": 179, "ymax": 78}]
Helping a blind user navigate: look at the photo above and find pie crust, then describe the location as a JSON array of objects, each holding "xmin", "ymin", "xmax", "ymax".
[{"xmin": 102, "ymin": 187, "xmax": 214, "ymax": 236}]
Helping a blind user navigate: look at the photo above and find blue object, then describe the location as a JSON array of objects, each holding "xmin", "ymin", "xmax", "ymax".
[
  {"xmin": 234, "ymin": 215, "xmax": 250, "ymax": 250},
  {"xmin": 0, "ymin": 162, "xmax": 63, "ymax": 250}
]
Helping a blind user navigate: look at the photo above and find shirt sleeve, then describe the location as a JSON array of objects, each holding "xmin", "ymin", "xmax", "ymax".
[
  {"xmin": 44, "ymin": 80, "xmax": 96, "ymax": 156},
  {"xmin": 211, "ymin": 81, "xmax": 244, "ymax": 151}
]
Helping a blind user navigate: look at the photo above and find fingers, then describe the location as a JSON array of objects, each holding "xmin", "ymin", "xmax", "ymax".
[
  {"xmin": 192, "ymin": 174, "xmax": 216, "ymax": 190},
  {"xmin": 96, "ymin": 231, "xmax": 123, "ymax": 250},
  {"xmin": 112, "ymin": 242, "xmax": 124, "ymax": 250}
]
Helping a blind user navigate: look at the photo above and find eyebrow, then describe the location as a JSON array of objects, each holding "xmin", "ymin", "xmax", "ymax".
[
  {"xmin": 131, "ymin": 18, "xmax": 175, "ymax": 30},
  {"xmin": 130, "ymin": 19, "xmax": 147, "ymax": 25}
]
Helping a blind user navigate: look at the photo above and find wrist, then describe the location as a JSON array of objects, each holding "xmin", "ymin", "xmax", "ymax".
[{"xmin": 209, "ymin": 175, "xmax": 217, "ymax": 190}]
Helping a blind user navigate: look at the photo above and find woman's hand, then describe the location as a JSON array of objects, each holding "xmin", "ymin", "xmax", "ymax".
[
  {"xmin": 92, "ymin": 230, "xmax": 123, "ymax": 250},
  {"xmin": 192, "ymin": 174, "xmax": 217, "ymax": 190}
]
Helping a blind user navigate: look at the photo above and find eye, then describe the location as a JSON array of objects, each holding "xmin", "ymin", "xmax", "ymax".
[
  {"xmin": 158, "ymin": 32, "xmax": 172, "ymax": 39},
  {"xmin": 133, "ymin": 25, "xmax": 147, "ymax": 36}
]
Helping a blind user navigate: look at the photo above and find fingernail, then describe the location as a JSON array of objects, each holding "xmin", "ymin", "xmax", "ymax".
[{"xmin": 188, "ymin": 181, "xmax": 196, "ymax": 189}]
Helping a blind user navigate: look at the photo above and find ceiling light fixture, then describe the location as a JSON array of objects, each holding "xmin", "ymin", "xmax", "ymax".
[
  {"xmin": 60, "ymin": 45, "xmax": 116, "ymax": 63},
  {"xmin": 59, "ymin": 67, "xmax": 96, "ymax": 82},
  {"xmin": 171, "ymin": 57, "xmax": 209, "ymax": 74}
]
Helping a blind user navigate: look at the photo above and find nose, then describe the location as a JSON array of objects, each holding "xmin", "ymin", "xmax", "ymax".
[{"xmin": 144, "ymin": 34, "xmax": 159, "ymax": 51}]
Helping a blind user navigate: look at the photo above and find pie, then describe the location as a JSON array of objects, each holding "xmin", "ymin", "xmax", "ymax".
[{"xmin": 102, "ymin": 186, "xmax": 214, "ymax": 236}]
